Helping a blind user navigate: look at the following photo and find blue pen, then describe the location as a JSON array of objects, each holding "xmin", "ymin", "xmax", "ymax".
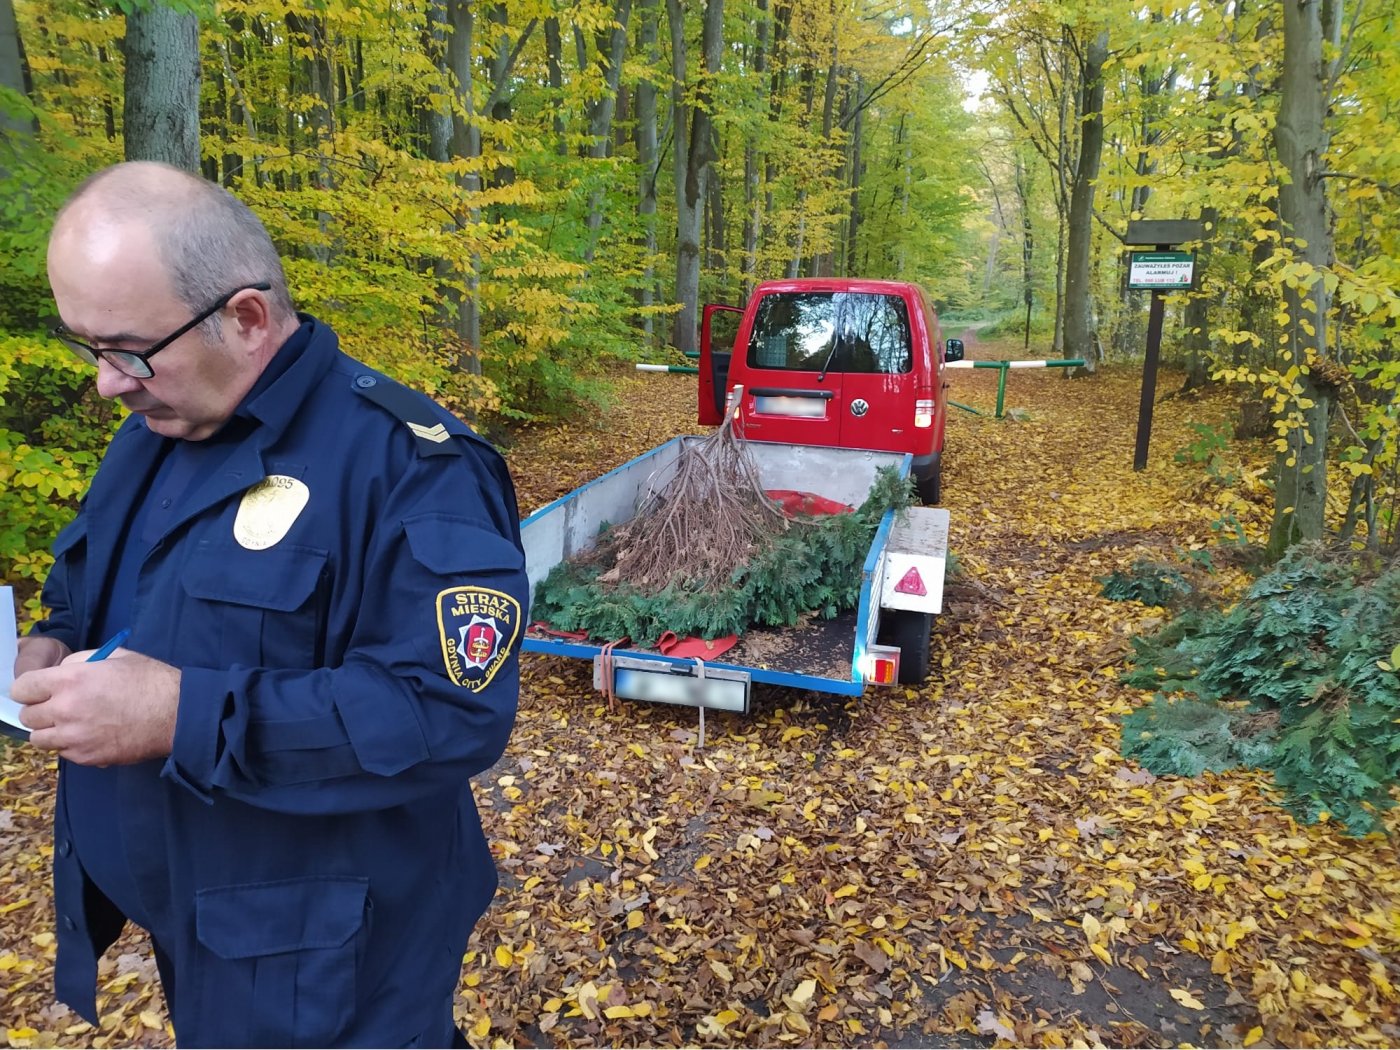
[{"xmin": 88, "ymin": 628, "xmax": 131, "ymax": 662}]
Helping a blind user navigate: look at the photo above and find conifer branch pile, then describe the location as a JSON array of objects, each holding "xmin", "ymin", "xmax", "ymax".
[{"xmin": 596, "ymin": 411, "xmax": 789, "ymax": 594}]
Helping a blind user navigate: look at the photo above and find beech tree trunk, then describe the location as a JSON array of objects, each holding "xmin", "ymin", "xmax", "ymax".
[
  {"xmin": 668, "ymin": 0, "xmax": 722, "ymax": 355},
  {"xmin": 1063, "ymin": 30, "xmax": 1107, "ymax": 373},
  {"xmin": 635, "ymin": 0, "xmax": 660, "ymax": 340},
  {"xmin": 123, "ymin": 2, "xmax": 200, "ymax": 171},
  {"xmin": 0, "ymin": 0, "xmax": 35, "ymax": 180},
  {"xmin": 1268, "ymin": 0, "xmax": 1338, "ymax": 557}
]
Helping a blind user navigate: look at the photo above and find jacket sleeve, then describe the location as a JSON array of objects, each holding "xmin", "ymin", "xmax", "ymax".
[
  {"xmin": 27, "ymin": 512, "xmax": 90, "ymax": 653},
  {"xmin": 162, "ymin": 440, "xmax": 528, "ymax": 815}
]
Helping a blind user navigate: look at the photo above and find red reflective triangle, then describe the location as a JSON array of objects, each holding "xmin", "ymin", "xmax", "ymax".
[{"xmin": 894, "ymin": 566, "xmax": 926, "ymax": 596}]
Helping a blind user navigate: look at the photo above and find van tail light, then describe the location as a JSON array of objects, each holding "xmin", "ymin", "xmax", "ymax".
[{"xmin": 914, "ymin": 398, "xmax": 935, "ymax": 429}]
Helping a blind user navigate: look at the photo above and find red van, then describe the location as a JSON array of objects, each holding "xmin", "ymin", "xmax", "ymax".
[{"xmin": 699, "ymin": 278, "xmax": 962, "ymax": 503}]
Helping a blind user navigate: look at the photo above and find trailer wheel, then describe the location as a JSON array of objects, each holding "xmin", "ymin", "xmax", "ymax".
[
  {"xmin": 916, "ymin": 456, "xmax": 941, "ymax": 505},
  {"xmin": 878, "ymin": 610, "xmax": 933, "ymax": 684}
]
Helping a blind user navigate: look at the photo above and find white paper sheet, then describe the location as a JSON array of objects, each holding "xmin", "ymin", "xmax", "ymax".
[{"xmin": 0, "ymin": 586, "xmax": 25, "ymax": 735}]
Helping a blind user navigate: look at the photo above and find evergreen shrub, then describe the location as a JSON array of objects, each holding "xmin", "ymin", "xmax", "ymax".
[
  {"xmin": 1120, "ymin": 544, "xmax": 1400, "ymax": 834},
  {"xmin": 532, "ymin": 467, "xmax": 914, "ymax": 647}
]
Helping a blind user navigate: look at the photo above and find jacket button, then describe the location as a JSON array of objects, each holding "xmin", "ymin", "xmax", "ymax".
[
  {"xmin": 57, "ymin": 839, "xmax": 72, "ymax": 857},
  {"xmin": 355, "ymin": 375, "xmax": 377, "ymax": 388},
  {"xmin": 62, "ymin": 915, "xmax": 76, "ymax": 931}
]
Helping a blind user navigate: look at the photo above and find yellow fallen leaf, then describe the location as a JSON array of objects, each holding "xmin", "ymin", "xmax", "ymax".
[
  {"xmin": 711, "ymin": 960, "xmax": 733, "ymax": 982},
  {"xmin": 1090, "ymin": 942, "xmax": 1112, "ymax": 965},
  {"xmin": 1244, "ymin": 1026, "xmax": 1263, "ymax": 1047},
  {"xmin": 834, "ymin": 884, "xmax": 858, "ymax": 899},
  {"xmin": 694, "ymin": 855, "xmax": 712, "ymax": 872},
  {"xmin": 817, "ymin": 1004, "xmax": 839, "ymax": 1022},
  {"xmin": 604, "ymin": 1005, "xmax": 635, "ymax": 1019},
  {"xmin": 1193, "ymin": 873, "xmax": 1213, "ymax": 891},
  {"xmin": 1169, "ymin": 988, "xmax": 1204, "ymax": 1010},
  {"xmin": 494, "ymin": 944, "xmax": 514, "ymax": 967},
  {"xmin": 472, "ymin": 1016, "xmax": 491, "ymax": 1038},
  {"xmin": 139, "ymin": 1011, "xmax": 164, "ymax": 1030},
  {"xmin": 715, "ymin": 1009, "xmax": 740, "ymax": 1025},
  {"xmin": 1081, "ymin": 914, "xmax": 1102, "ymax": 941},
  {"xmin": 790, "ymin": 978, "xmax": 817, "ymax": 1005}
]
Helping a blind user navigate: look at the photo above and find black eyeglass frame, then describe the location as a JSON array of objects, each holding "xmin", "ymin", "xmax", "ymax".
[{"xmin": 50, "ymin": 282, "xmax": 273, "ymax": 379}]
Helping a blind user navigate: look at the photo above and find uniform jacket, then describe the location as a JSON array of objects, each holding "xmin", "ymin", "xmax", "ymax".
[{"xmin": 34, "ymin": 319, "xmax": 526, "ymax": 1047}]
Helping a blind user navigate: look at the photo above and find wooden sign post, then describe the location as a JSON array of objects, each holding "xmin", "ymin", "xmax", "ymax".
[{"xmin": 1125, "ymin": 220, "xmax": 1205, "ymax": 471}]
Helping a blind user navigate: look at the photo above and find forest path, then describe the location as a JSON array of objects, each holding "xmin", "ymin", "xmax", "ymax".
[{"xmin": 2, "ymin": 347, "xmax": 1396, "ymax": 1048}]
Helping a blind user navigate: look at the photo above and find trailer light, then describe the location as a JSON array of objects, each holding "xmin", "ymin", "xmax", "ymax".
[
  {"xmin": 914, "ymin": 398, "xmax": 934, "ymax": 428},
  {"xmin": 861, "ymin": 644, "xmax": 901, "ymax": 686},
  {"xmin": 895, "ymin": 566, "xmax": 927, "ymax": 596}
]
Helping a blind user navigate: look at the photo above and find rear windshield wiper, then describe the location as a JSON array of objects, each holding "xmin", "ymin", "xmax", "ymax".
[{"xmin": 815, "ymin": 337, "xmax": 840, "ymax": 382}]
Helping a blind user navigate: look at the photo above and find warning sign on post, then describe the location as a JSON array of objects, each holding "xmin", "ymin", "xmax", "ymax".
[{"xmin": 1128, "ymin": 251, "xmax": 1195, "ymax": 290}]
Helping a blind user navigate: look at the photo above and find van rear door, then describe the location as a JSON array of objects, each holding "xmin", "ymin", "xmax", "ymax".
[
  {"xmin": 836, "ymin": 292, "xmax": 921, "ymax": 456},
  {"xmin": 733, "ymin": 291, "xmax": 843, "ymax": 447}
]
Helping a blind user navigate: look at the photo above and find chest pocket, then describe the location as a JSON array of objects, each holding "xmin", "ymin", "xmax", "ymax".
[{"xmin": 181, "ymin": 543, "xmax": 330, "ymax": 670}]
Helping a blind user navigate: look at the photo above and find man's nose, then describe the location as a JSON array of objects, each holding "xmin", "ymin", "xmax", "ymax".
[{"xmin": 93, "ymin": 356, "xmax": 144, "ymax": 399}]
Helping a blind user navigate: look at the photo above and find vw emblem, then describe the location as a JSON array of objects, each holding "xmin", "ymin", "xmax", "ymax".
[{"xmin": 850, "ymin": 398, "xmax": 869, "ymax": 417}]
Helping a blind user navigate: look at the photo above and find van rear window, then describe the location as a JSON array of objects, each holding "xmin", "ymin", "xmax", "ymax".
[{"xmin": 747, "ymin": 292, "xmax": 912, "ymax": 375}]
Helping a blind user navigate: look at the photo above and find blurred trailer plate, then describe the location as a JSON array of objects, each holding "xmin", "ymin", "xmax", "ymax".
[{"xmin": 594, "ymin": 654, "xmax": 751, "ymax": 714}]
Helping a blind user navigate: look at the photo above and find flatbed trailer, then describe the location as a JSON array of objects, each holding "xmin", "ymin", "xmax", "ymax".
[{"xmin": 520, "ymin": 438, "xmax": 949, "ymax": 714}]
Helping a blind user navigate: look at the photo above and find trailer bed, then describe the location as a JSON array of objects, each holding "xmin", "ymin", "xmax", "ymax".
[{"xmin": 520, "ymin": 438, "xmax": 910, "ymax": 700}]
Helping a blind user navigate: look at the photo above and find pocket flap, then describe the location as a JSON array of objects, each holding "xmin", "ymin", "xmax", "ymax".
[
  {"xmin": 183, "ymin": 545, "xmax": 328, "ymax": 611},
  {"xmin": 196, "ymin": 876, "xmax": 368, "ymax": 959},
  {"xmin": 405, "ymin": 515, "xmax": 523, "ymax": 575}
]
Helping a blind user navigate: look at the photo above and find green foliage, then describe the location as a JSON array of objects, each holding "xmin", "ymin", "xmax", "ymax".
[
  {"xmin": 1121, "ymin": 698, "xmax": 1276, "ymax": 777},
  {"xmin": 1174, "ymin": 422, "xmax": 1238, "ymax": 486},
  {"xmin": 1120, "ymin": 545, "xmax": 1400, "ymax": 834},
  {"xmin": 1098, "ymin": 558, "xmax": 1193, "ymax": 607},
  {"xmin": 532, "ymin": 467, "xmax": 915, "ymax": 647},
  {"xmin": 0, "ymin": 338, "xmax": 114, "ymax": 618}
]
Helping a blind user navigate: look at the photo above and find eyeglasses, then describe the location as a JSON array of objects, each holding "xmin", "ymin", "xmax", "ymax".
[{"xmin": 50, "ymin": 282, "xmax": 272, "ymax": 379}]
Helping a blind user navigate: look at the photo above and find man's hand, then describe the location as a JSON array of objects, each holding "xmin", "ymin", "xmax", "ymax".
[
  {"xmin": 14, "ymin": 634, "xmax": 73, "ymax": 676},
  {"xmin": 11, "ymin": 649, "xmax": 180, "ymax": 765}
]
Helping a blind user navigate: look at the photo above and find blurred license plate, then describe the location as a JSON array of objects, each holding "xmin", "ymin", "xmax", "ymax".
[
  {"xmin": 595, "ymin": 656, "xmax": 750, "ymax": 713},
  {"xmin": 754, "ymin": 395, "xmax": 825, "ymax": 418}
]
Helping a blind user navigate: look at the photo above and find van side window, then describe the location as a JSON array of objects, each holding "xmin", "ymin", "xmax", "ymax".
[{"xmin": 748, "ymin": 292, "xmax": 911, "ymax": 375}]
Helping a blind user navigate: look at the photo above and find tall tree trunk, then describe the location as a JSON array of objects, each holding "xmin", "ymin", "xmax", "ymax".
[
  {"xmin": 447, "ymin": 0, "xmax": 482, "ymax": 391},
  {"xmin": 742, "ymin": 0, "xmax": 769, "ymax": 293},
  {"xmin": 544, "ymin": 17, "xmax": 567, "ymax": 155},
  {"xmin": 635, "ymin": 0, "xmax": 660, "ymax": 340},
  {"xmin": 1063, "ymin": 29, "xmax": 1107, "ymax": 374},
  {"xmin": 1015, "ymin": 152, "xmax": 1034, "ymax": 350},
  {"xmin": 844, "ymin": 79, "xmax": 863, "ymax": 279},
  {"xmin": 668, "ymin": 0, "xmax": 722, "ymax": 355},
  {"xmin": 584, "ymin": 0, "xmax": 634, "ymax": 260},
  {"xmin": 1180, "ymin": 203, "xmax": 1217, "ymax": 390},
  {"xmin": 0, "ymin": 0, "xmax": 36, "ymax": 179},
  {"xmin": 1267, "ymin": 0, "xmax": 1337, "ymax": 556},
  {"xmin": 123, "ymin": 2, "xmax": 200, "ymax": 171}
]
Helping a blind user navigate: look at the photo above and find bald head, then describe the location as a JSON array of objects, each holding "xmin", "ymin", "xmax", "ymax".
[{"xmin": 54, "ymin": 162, "xmax": 297, "ymax": 328}]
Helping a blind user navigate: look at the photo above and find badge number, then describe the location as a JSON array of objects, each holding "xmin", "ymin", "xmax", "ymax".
[{"xmin": 436, "ymin": 587, "xmax": 521, "ymax": 691}]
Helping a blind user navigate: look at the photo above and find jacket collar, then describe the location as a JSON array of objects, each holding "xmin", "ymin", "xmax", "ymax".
[{"xmin": 80, "ymin": 319, "xmax": 340, "ymax": 611}]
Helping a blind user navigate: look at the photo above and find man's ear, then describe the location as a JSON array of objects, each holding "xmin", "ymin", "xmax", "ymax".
[{"xmin": 228, "ymin": 287, "xmax": 273, "ymax": 346}]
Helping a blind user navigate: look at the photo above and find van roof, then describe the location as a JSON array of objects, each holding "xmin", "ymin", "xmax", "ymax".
[{"xmin": 749, "ymin": 277, "xmax": 926, "ymax": 297}]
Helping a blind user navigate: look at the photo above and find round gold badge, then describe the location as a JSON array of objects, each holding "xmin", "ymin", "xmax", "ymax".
[{"xmin": 234, "ymin": 475, "xmax": 310, "ymax": 550}]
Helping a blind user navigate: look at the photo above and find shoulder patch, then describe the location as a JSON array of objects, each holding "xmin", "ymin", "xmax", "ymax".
[
  {"xmin": 437, "ymin": 586, "xmax": 522, "ymax": 691},
  {"xmin": 351, "ymin": 373, "xmax": 463, "ymax": 457}
]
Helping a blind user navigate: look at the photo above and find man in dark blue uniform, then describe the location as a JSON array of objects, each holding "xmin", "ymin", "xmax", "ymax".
[{"xmin": 11, "ymin": 161, "xmax": 526, "ymax": 1047}]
